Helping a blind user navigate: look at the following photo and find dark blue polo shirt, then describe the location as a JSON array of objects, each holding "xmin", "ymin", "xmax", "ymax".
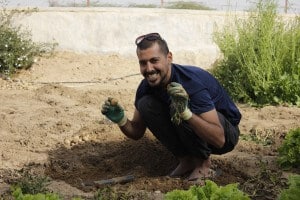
[{"xmin": 135, "ymin": 63, "xmax": 241, "ymax": 126}]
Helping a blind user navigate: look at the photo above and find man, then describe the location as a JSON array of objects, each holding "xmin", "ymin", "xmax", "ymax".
[{"xmin": 101, "ymin": 32, "xmax": 241, "ymax": 182}]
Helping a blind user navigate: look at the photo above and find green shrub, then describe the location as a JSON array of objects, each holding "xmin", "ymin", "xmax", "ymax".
[
  {"xmin": 212, "ymin": 0, "xmax": 300, "ymax": 106},
  {"xmin": 165, "ymin": 1, "xmax": 213, "ymax": 10},
  {"xmin": 278, "ymin": 175, "xmax": 300, "ymax": 200},
  {"xmin": 128, "ymin": 4, "xmax": 157, "ymax": 8},
  {"xmin": 164, "ymin": 180, "xmax": 250, "ymax": 200},
  {"xmin": 0, "ymin": 8, "xmax": 56, "ymax": 76},
  {"xmin": 277, "ymin": 128, "xmax": 300, "ymax": 169}
]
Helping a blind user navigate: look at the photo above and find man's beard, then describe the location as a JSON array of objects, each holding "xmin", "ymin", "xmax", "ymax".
[{"xmin": 144, "ymin": 70, "xmax": 167, "ymax": 89}]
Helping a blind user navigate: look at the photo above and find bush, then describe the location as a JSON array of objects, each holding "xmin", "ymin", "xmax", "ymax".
[
  {"xmin": 212, "ymin": 0, "xmax": 300, "ymax": 106},
  {"xmin": 277, "ymin": 128, "xmax": 300, "ymax": 169},
  {"xmin": 0, "ymin": 8, "xmax": 56, "ymax": 76},
  {"xmin": 165, "ymin": 2, "xmax": 213, "ymax": 10}
]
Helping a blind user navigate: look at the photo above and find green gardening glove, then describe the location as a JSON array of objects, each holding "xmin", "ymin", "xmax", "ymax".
[
  {"xmin": 167, "ymin": 82, "xmax": 192, "ymax": 125},
  {"xmin": 101, "ymin": 97, "xmax": 127, "ymax": 126}
]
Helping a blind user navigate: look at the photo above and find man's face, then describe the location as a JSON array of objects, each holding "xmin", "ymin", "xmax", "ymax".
[{"xmin": 137, "ymin": 43, "xmax": 172, "ymax": 88}]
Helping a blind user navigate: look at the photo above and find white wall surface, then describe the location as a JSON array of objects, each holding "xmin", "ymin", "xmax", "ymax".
[{"xmin": 11, "ymin": 7, "xmax": 296, "ymax": 68}]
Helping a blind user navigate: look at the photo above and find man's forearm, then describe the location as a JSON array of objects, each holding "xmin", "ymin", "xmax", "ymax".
[
  {"xmin": 119, "ymin": 119, "xmax": 145, "ymax": 140},
  {"xmin": 187, "ymin": 113, "xmax": 225, "ymax": 148}
]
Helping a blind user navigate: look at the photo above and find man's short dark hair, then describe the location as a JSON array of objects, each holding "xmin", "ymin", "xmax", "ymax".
[{"xmin": 136, "ymin": 38, "xmax": 169, "ymax": 56}]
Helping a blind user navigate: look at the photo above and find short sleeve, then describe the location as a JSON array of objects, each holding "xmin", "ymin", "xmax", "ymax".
[{"xmin": 189, "ymin": 88, "xmax": 215, "ymax": 114}]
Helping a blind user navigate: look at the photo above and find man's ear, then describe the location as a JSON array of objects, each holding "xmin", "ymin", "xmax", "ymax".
[{"xmin": 167, "ymin": 52, "xmax": 173, "ymax": 63}]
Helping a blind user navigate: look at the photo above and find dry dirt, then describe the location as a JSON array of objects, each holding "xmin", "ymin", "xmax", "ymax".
[{"xmin": 0, "ymin": 51, "xmax": 299, "ymax": 199}]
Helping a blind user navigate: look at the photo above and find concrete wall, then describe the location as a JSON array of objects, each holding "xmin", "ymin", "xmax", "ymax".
[{"xmin": 11, "ymin": 7, "xmax": 296, "ymax": 68}]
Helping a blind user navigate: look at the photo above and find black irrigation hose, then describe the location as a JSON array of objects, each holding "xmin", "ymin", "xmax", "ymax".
[{"xmin": 29, "ymin": 73, "xmax": 141, "ymax": 84}]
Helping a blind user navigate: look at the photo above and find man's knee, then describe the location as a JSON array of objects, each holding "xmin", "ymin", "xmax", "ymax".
[
  {"xmin": 212, "ymin": 112, "xmax": 240, "ymax": 154},
  {"xmin": 137, "ymin": 95, "xmax": 164, "ymax": 115},
  {"xmin": 137, "ymin": 95, "xmax": 153, "ymax": 114}
]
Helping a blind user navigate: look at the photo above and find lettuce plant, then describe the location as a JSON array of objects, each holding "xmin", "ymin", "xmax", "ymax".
[
  {"xmin": 164, "ymin": 180, "xmax": 250, "ymax": 200},
  {"xmin": 277, "ymin": 128, "xmax": 300, "ymax": 169},
  {"xmin": 278, "ymin": 175, "xmax": 300, "ymax": 200}
]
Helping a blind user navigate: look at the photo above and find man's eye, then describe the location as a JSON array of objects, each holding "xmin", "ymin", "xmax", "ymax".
[
  {"xmin": 150, "ymin": 59, "xmax": 159, "ymax": 64},
  {"xmin": 139, "ymin": 61, "xmax": 147, "ymax": 66}
]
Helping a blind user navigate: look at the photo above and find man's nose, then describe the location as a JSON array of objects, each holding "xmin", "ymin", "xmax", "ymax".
[{"xmin": 145, "ymin": 61, "xmax": 154, "ymax": 71}]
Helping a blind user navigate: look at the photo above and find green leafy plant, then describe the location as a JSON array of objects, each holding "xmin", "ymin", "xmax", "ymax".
[
  {"xmin": 12, "ymin": 186, "xmax": 61, "ymax": 200},
  {"xmin": 164, "ymin": 180, "xmax": 250, "ymax": 200},
  {"xmin": 212, "ymin": 0, "xmax": 300, "ymax": 106},
  {"xmin": 11, "ymin": 185, "xmax": 84, "ymax": 200},
  {"xmin": 277, "ymin": 128, "xmax": 300, "ymax": 169},
  {"xmin": 13, "ymin": 171, "xmax": 50, "ymax": 195},
  {"xmin": 278, "ymin": 174, "xmax": 300, "ymax": 200},
  {"xmin": 0, "ymin": 8, "xmax": 56, "ymax": 76}
]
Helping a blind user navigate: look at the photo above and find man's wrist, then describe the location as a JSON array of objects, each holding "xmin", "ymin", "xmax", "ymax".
[
  {"xmin": 180, "ymin": 108, "xmax": 192, "ymax": 121},
  {"xmin": 117, "ymin": 115, "xmax": 127, "ymax": 126}
]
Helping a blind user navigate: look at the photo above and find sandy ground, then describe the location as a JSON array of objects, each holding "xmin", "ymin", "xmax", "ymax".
[{"xmin": 0, "ymin": 51, "xmax": 299, "ymax": 199}]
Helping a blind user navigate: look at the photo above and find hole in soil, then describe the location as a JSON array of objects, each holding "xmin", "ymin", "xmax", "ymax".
[
  {"xmin": 44, "ymin": 135, "xmax": 247, "ymax": 193},
  {"xmin": 45, "ymin": 137, "xmax": 180, "ymax": 192}
]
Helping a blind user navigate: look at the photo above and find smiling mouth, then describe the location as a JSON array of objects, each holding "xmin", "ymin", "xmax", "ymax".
[{"xmin": 145, "ymin": 71, "xmax": 159, "ymax": 82}]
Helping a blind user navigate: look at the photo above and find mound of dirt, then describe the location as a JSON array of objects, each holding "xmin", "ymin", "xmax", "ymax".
[{"xmin": 0, "ymin": 51, "xmax": 299, "ymax": 199}]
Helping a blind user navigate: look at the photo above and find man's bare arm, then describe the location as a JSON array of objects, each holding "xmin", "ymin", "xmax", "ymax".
[
  {"xmin": 119, "ymin": 109, "xmax": 146, "ymax": 140},
  {"xmin": 186, "ymin": 109, "xmax": 225, "ymax": 148}
]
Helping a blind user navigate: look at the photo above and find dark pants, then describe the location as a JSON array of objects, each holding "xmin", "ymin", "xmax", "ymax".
[{"xmin": 137, "ymin": 95, "xmax": 240, "ymax": 160}]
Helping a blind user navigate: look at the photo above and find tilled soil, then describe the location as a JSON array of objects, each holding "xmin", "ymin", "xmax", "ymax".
[{"xmin": 0, "ymin": 52, "xmax": 299, "ymax": 199}]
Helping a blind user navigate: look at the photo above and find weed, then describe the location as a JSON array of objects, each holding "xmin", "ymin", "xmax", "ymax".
[
  {"xmin": 240, "ymin": 127, "xmax": 275, "ymax": 146},
  {"xmin": 93, "ymin": 186, "xmax": 134, "ymax": 200},
  {"xmin": 13, "ymin": 171, "xmax": 50, "ymax": 194},
  {"xmin": 241, "ymin": 160, "xmax": 285, "ymax": 200}
]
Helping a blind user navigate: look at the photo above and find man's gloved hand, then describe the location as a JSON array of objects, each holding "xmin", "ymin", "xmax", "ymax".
[
  {"xmin": 167, "ymin": 82, "xmax": 192, "ymax": 125},
  {"xmin": 101, "ymin": 97, "xmax": 127, "ymax": 126}
]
